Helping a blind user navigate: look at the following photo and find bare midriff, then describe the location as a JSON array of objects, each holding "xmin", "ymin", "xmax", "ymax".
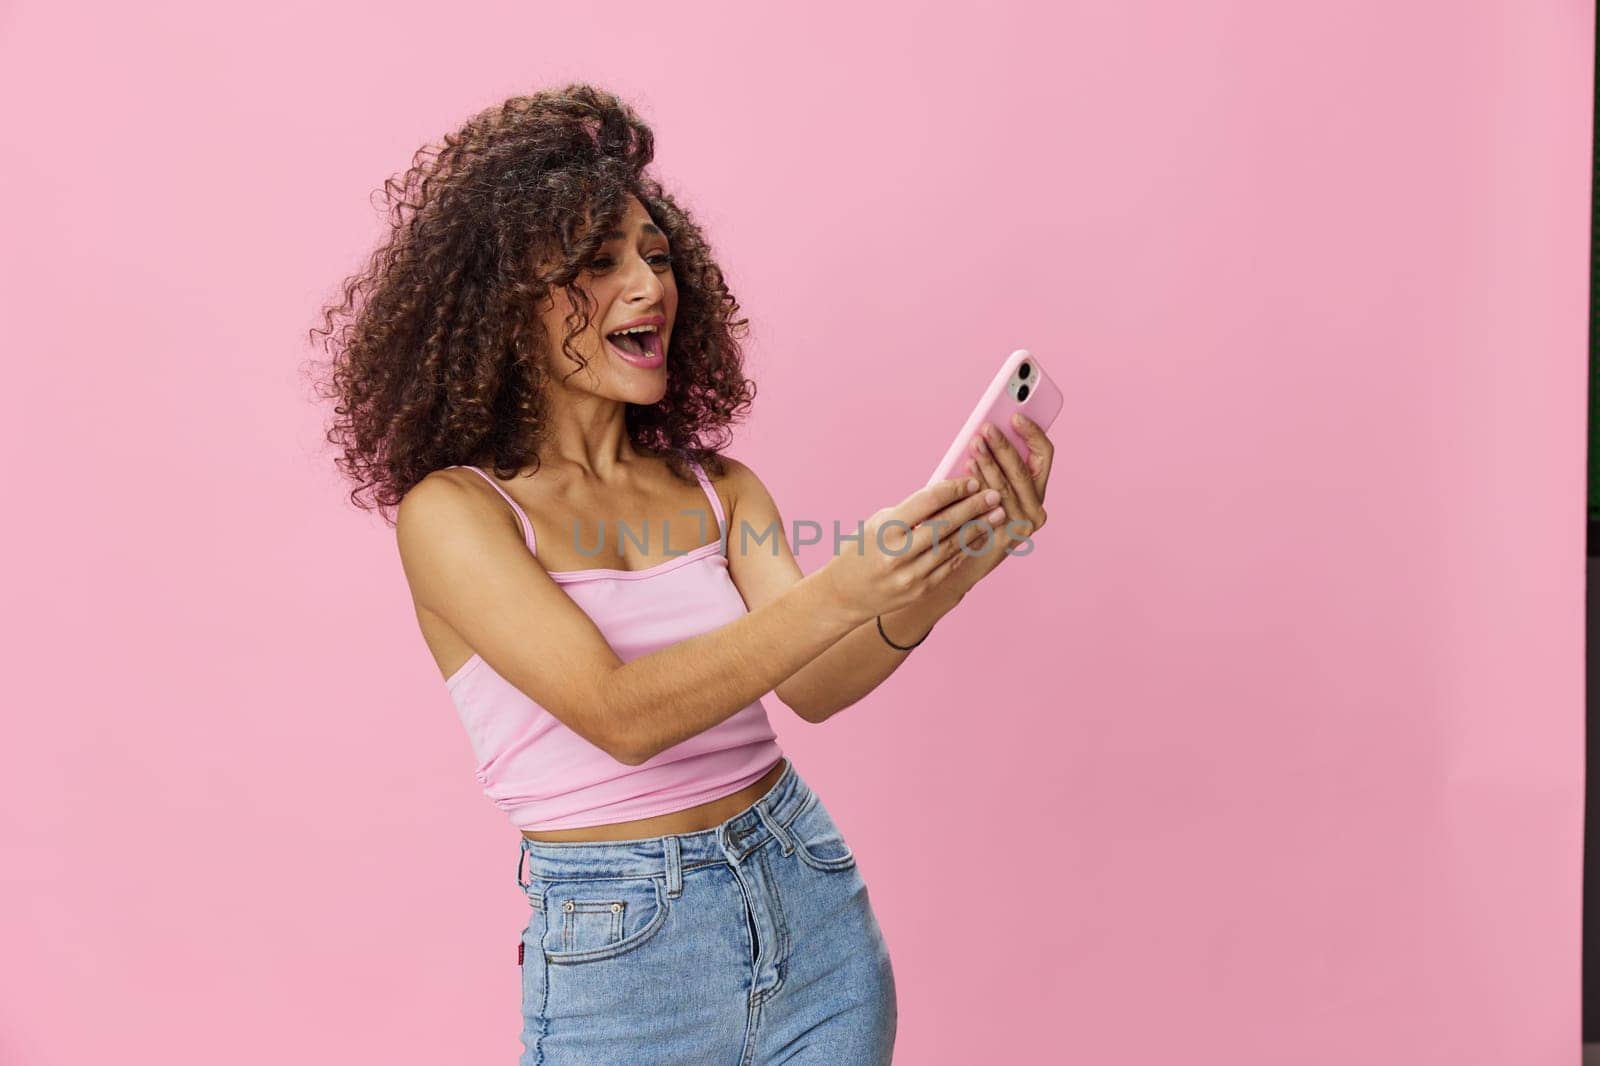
[{"xmin": 520, "ymin": 758, "xmax": 789, "ymax": 843}]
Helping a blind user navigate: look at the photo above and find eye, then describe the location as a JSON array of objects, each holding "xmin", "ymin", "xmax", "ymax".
[{"xmin": 587, "ymin": 252, "xmax": 672, "ymax": 274}]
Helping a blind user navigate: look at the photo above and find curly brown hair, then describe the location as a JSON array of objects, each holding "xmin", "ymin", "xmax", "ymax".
[{"xmin": 304, "ymin": 83, "xmax": 757, "ymax": 523}]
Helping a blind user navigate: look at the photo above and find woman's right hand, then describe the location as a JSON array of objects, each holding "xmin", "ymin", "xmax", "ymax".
[{"xmin": 817, "ymin": 477, "xmax": 1007, "ymax": 622}]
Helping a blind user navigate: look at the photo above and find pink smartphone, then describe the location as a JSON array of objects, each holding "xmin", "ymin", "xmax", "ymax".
[{"xmin": 926, "ymin": 348, "xmax": 1063, "ymax": 487}]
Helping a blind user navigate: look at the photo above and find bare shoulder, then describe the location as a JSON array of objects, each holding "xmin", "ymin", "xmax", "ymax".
[
  {"xmin": 709, "ymin": 455, "xmax": 801, "ymax": 610},
  {"xmin": 396, "ymin": 467, "xmax": 477, "ymax": 533},
  {"xmin": 703, "ymin": 455, "xmax": 785, "ymax": 532},
  {"xmin": 394, "ymin": 467, "xmax": 521, "ymax": 564},
  {"xmin": 705, "ymin": 454, "xmax": 772, "ymax": 508}
]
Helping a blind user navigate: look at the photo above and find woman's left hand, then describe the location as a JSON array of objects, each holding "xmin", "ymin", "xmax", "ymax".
[{"xmin": 941, "ymin": 413, "xmax": 1054, "ymax": 594}]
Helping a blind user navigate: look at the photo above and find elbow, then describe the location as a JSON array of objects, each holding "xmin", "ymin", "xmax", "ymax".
[
  {"xmin": 777, "ymin": 680, "xmax": 840, "ymax": 725},
  {"xmin": 606, "ymin": 717, "xmax": 657, "ymax": 766},
  {"xmin": 585, "ymin": 674, "xmax": 653, "ymax": 765},
  {"xmin": 782, "ymin": 692, "xmax": 834, "ymax": 725},
  {"xmin": 583, "ymin": 693, "xmax": 651, "ymax": 765},
  {"xmin": 775, "ymin": 682, "xmax": 811, "ymax": 723},
  {"xmin": 603, "ymin": 720, "xmax": 653, "ymax": 765},
  {"xmin": 611, "ymin": 738, "xmax": 653, "ymax": 766}
]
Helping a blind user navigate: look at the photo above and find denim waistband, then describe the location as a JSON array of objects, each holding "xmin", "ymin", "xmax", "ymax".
[{"xmin": 516, "ymin": 757, "xmax": 810, "ymax": 890}]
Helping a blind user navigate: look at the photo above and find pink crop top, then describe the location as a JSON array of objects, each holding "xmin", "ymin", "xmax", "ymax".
[{"xmin": 439, "ymin": 460, "xmax": 784, "ymax": 832}]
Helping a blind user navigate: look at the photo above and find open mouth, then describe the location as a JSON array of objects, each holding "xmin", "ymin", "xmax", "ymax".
[{"xmin": 605, "ymin": 329, "xmax": 664, "ymax": 364}]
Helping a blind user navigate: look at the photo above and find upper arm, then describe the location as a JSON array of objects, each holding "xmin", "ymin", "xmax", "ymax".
[
  {"xmin": 395, "ymin": 471, "xmax": 633, "ymax": 761},
  {"xmin": 718, "ymin": 456, "xmax": 806, "ymax": 615},
  {"xmin": 716, "ymin": 458, "xmax": 821, "ymax": 718}
]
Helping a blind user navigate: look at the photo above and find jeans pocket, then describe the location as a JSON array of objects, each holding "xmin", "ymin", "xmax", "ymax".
[
  {"xmin": 786, "ymin": 791, "xmax": 858, "ymax": 873},
  {"xmin": 538, "ymin": 874, "xmax": 670, "ymax": 965}
]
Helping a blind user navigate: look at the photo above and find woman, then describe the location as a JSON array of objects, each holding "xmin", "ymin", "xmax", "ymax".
[{"xmin": 310, "ymin": 83, "xmax": 1053, "ymax": 1064}]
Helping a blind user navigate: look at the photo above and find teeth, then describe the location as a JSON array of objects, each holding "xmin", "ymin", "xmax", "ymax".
[
  {"xmin": 608, "ymin": 329, "xmax": 659, "ymax": 361},
  {"xmin": 610, "ymin": 325, "xmax": 658, "ymax": 336}
]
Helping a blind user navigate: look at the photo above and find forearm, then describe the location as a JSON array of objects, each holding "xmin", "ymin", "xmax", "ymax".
[
  {"xmin": 596, "ymin": 567, "xmax": 868, "ymax": 763},
  {"xmin": 779, "ymin": 580, "xmax": 966, "ymax": 724}
]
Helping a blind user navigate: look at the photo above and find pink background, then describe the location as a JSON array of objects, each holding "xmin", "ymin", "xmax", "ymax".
[{"xmin": 1, "ymin": 1, "xmax": 1592, "ymax": 1063}]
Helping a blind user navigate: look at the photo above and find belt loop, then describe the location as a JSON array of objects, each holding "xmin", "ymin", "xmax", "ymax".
[
  {"xmin": 754, "ymin": 801, "xmax": 795, "ymax": 856},
  {"xmin": 663, "ymin": 835, "xmax": 683, "ymax": 898},
  {"xmin": 516, "ymin": 839, "xmax": 529, "ymax": 890}
]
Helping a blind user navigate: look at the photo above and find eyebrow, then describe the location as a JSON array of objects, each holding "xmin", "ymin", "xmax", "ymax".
[{"xmin": 599, "ymin": 223, "xmax": 667, "ymax": 242}]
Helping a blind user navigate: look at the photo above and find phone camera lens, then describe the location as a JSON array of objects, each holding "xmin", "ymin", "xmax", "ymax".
[
  {"xmin": 1017, "ymin": 384, "xmax": 1031, "ymax": 402},
  {"xmin": 1018, "ymin": 363, "xmax": 1032, "ymax": 380}
]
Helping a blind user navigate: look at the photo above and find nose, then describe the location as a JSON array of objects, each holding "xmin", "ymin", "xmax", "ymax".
[{"xmin": 619, "ymin": 253, "xmax": 667, "ymax": 303}]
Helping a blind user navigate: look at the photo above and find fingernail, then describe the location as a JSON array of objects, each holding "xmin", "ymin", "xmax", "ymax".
[
  {"xmin": 966, "ymin": 478, "xmax": 979, "ymax": 492},
  {"xmin": 984, "ymin": 489, "xmax": 1001, "ymax": 505},
  {"xmin": 982, "ymin": 423, "xmax": 996, "ymax": 438},
  {"xmin": 987, "ymin": 506, "xmax": 1005, "ymax": 522},
  {"xmin": 1012, "ymin": 413, "xmax": 1026, "ymax": 427}
]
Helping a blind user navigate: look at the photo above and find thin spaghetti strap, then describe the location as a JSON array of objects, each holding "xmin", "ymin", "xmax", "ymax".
[
  {"xmin": 451, "ymin": 465, "xmax": 537, "ymax": 553},
  {"xmin": 688, "ymin": 460, "xmax": 726, "ymax": 537}
]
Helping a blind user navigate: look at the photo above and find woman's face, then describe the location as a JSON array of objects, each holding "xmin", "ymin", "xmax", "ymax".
[{"xmin": 536, "ymin": 195, "xmax": 677, "ymax": 406}]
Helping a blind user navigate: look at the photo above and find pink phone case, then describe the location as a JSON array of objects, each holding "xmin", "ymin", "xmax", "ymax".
[{"xmin": 926, "ymin": 349, "xmax": 1063, "ymax": 487}]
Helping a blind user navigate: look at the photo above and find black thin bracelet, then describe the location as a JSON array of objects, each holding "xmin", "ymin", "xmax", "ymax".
[{"xmin": 876, "ymin": 614, "xmax": 931, "ymax": 651}]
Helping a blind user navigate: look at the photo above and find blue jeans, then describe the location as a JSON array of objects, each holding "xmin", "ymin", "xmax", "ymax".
[{"xmin": 514, "ymin": 757, "xmax": 898, "ymax": 1064}]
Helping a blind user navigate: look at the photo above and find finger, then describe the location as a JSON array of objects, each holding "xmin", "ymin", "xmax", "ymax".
[
  {"xmin": 913, "ymin": 505, "xmax": 992, "ymax": 577},
  {"xmin": 970, "ymin": 433, "xmax": 1012, "ymax": 506},
  {"xmin": 917, "ymin": 488, "xmax": 1005, "ymax": 561},
  {"xmin": 1009, "ymin": 412, "xmax": 1054, "ymax": 494},
  {"xmin": 980, "ymin": 432, "xmax": 1043, "ymax": 536},
  {"xmin": 891, "ymin": 475, "xmax": 984, "ymax": 531},
  {"xmin": 968, "ymin": 441, "xmax": 1031, "ymax": 547},
  {"xmin": 922, "ymin": 530, "xmax": 975, "ymax": 585},
  {"xmin": 961, "ymin": 455, "xmax": 991, "ymax": 492},
  {"xmin": 970, "ymin": 437, "xmax": 1041, "ymax": 544},
  {"xmin": 977, "ymin": 423, "xmax": 1045, "ymax": 518},
  {"xmin": 928, "ymin": 480, "xmax": 1003, "ymax": 528},
  {"xmin": 959, "ymin": 443, "xmax": 1002, "ymax": 493},
  {"xmin": 888, "ymin": 481, "xmax": 988, "ymax": 561}
]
